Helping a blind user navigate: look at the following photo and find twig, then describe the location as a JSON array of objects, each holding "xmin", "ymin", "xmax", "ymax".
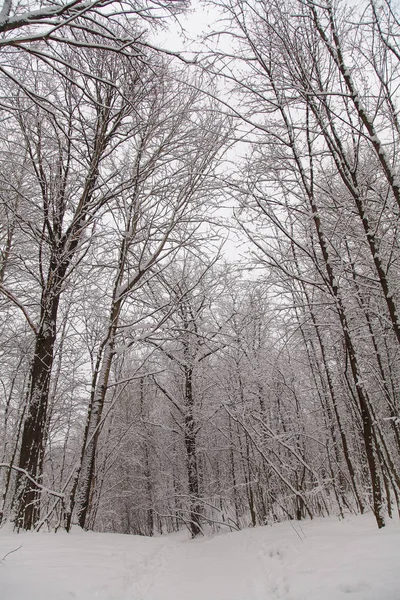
[
  {"xmin": 0, "ymin": 464, "xmax": 64, "ymax": 499},
  {"xmin": 1, "ymin": 545, "xmax": 22, "ymax": 565}
]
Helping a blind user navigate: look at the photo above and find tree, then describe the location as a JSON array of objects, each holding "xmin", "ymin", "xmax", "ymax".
[
  {"xmin": 202, "ymin": 0, "xmax": 400, "ymax": 528},
  {"xmin": 70, "ymin": 71, "xmax": 230, "ymax": 531},
  {"xmin": 3, "ymin": 44, "xmax": 149, "ymax": 530}
]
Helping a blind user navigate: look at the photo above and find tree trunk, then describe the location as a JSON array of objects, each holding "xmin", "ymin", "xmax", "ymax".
[
  {"xmin": 184, "ymin": 365, "xmax": 202, "ymax": 538},
  {"xmin": 14, "ymin": 265, "xmax": 62, "ymax": 530}
]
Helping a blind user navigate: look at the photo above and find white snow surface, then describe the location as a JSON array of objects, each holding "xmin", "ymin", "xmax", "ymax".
[{"xmin": 1, "ymin": 514, "xmax": 399, "ymax": 600}]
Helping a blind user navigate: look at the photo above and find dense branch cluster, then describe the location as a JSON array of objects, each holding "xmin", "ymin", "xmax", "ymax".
[{"xmin": 1, "ymin": 0, "xmax": 400, "ymax": 536}]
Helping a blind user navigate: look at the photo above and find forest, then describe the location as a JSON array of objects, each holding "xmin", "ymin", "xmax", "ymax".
[{"xmin": 1, "ymin": 0, "xmax": 400, "ymax": 540}]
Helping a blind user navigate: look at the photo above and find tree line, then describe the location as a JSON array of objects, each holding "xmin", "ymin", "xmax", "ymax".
[{"xmin": 1, "ymin": 0, "xmax": 400, "ymax": 535}]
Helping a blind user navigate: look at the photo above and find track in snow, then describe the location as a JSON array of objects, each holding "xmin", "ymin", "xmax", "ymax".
[{"xmin": 1, "ymin": 515, "xmax": 399, "ymax": 600}]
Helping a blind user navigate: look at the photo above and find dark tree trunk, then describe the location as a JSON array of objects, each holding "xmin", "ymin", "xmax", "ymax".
[
  {"xmin": 228, "ymin": 416, "xmax": 241, "ymax": 527},
  {"xmin": 184, "ymin": 365, "xmax": 202, "ymax": 538},
  {"xmin": 14, "ymin": 263, "xmax": 63, "ymax": 530}
]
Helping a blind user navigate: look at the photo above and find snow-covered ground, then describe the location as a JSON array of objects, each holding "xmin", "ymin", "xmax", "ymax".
[{"xmin": 1, "ymin": 514, "xmax": 399, "ymax": 600}]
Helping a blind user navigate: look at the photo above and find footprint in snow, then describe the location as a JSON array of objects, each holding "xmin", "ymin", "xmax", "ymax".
[
  {"xmin": 267, "ymin": 547, "xmax": 283, "ymax": 559},
  {"xmin": 339, "ymin": 581, "xmax": 370, "ymax": 594},
  {"xmin": 258, "ymin": 545, "xmax": 291, "ymax": 599}
]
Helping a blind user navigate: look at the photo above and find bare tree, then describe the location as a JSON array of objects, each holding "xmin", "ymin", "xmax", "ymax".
[
  {"xmin": 2, "ymin": 44, "xmax": 150, "ymax": 530},
  {"xmin": 200, "ymin": 0, "xmax": 400, "ymax": 528},
  {"xmin": 64, "ymin": 72, "xmax": 230, "ymax": 531}
]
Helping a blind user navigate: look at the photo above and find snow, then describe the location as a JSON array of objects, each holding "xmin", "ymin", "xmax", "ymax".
[{"xmin": 1, "ymin": 514, "xmax": 399, "ymax": 600}]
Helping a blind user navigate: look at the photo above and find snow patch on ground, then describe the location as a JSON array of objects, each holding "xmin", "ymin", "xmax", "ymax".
[{"xmin": 1, "ymin": 514, "xmax": 399, "ymax": 600}]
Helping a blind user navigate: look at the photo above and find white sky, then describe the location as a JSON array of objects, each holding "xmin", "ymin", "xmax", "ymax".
[
  {"xmin": 153, "ymin": 3, "xmax": 221, "ymax": 52},
  {"xmin": 151, "ymin": 3, "xmax": 250, "ymax": 266}
]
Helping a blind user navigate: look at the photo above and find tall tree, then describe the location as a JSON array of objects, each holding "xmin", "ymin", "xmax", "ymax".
[
  {"xmin": 71, "ymin": 71, "xmax": 229, "ymax": 531},
  {"xmin": 5, "ymin": 45, "xmax": 148, "ymax": 530}
]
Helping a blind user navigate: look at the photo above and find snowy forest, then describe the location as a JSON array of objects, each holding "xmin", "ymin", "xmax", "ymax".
[{"xmin": 1, "ymin": 0, "xmax": 400, "ymax": 543}]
